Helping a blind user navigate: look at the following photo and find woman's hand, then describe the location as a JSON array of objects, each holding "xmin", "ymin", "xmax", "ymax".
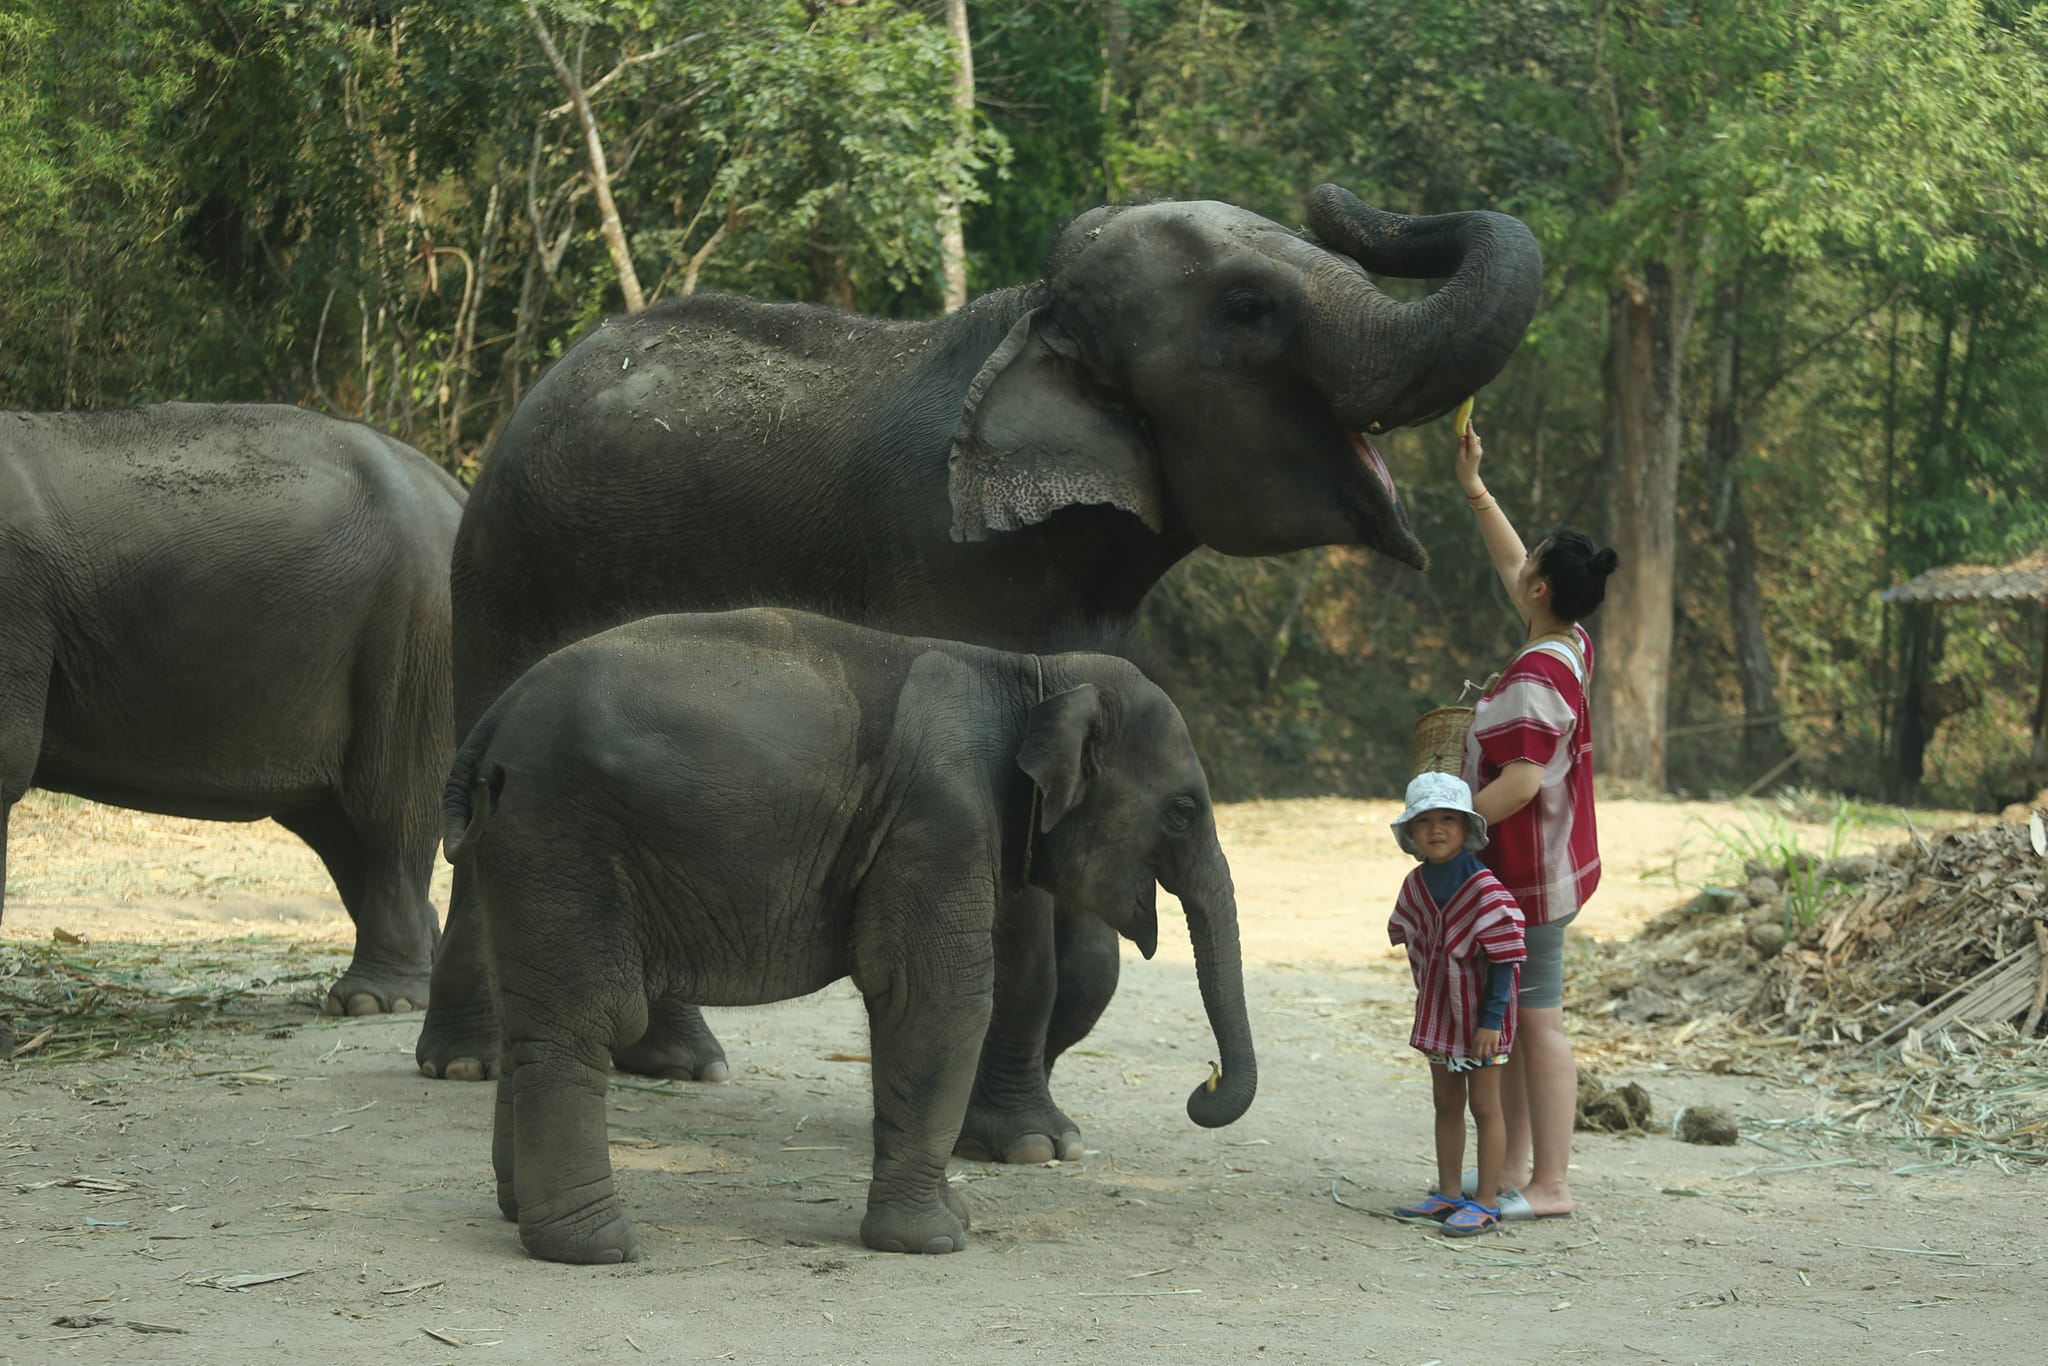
[{"xmin": 1456, "ymin": 419, "xmax": 1486, "ymax": 498}]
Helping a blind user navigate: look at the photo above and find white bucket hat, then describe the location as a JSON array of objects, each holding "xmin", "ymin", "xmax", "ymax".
[{"xmin": 1390, "ymin": 771, "xmax": 1489, "ymax": 856}]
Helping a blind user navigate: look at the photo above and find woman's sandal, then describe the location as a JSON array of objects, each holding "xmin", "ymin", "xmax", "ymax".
[
  {"xmin": 1393, "ymin": 1191, "xmax": 1463, "ymax": 1221},
  {"xmin": 1439, "ymin": 1198, "xmax": 1500, "ymax": 1237}
]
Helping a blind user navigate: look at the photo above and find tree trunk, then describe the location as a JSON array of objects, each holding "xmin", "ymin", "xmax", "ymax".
[
  {"xmin": 1703, "ymin": 268, "xmax": 1792, "ymax": 785},
  {"xmin": 936, "ymin": 0, "xmax": 974, "ymax": 312},
  {"xmin": 524, "ymin": 2, "xmax": 646, "ymax": 314},
  {"xmin": 1596, "ymin": 256, "xmax": 1692, "ymax": 790}
]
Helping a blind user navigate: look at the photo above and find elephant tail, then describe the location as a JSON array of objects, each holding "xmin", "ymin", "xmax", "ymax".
[{"xmin": 442, "ymin": 708, "xmax": 508, "ymax": 864}]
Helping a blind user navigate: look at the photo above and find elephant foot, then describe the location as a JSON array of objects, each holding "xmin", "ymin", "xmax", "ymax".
[
  {"xmin": 321, "ymin": 962, "xmax": 431, "ymax": 1019},
  {"xmin": 611, "ymin": 1025, "xmax": 730, "ymax": 1084},
  {"xmin": 860, "ymin": 1194, "xmax": 968, "ymax": 1255},
  {"xmin": 414, "ymin": 1006, "xmax": 500, "ymax": 1082},
  {"xmin": 952, "ymin": 1098, "xmax": 1084, "ymax": 1164},
  {"xmin": 519, "ymin": 1200, "xmax": 640, "ymax": 1265}
]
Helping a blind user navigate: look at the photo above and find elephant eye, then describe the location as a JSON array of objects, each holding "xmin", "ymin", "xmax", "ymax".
[
  {"xmin": 1162, "ymin": 794, "xmax": 1198, "ymax": 835},
  {"xmin": 1217, "ymin": 288, "xmax": 1272, "ymax": 325}
]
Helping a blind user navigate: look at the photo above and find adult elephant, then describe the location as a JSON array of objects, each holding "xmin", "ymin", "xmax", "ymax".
[
  {"xmin": 417, "ymin": 185, "xmax": 1542, "ymax": 1164},
  {"xmin": 0, "ymin": 403, "xmax": 464, "ymax": 1031}
]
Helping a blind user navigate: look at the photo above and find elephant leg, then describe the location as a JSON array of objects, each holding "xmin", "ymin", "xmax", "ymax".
[
  {"xmin": 415, "ymin": 865, "xmax": 502, "ymax": 1080},
  {"xmin": 858, "ymin": 927, "xmax": 989, "ymax": 1254},
  {"xmin": 277, "ymin": 799, "xmax": 435, "ymax": 1017},
  {"xmin": 492, "ymin": 1067, "xmax": 518, "ymax": 1223},
  {"xmin": 1044, "ymin": 908, "xmax": 1122, "ymax": 1075},
  {"xmin": 490, "ymin": 889, "xmax": 647, "ymax": 1264},
  {"xmin": 0, "ymin": 634, "xmax": 48, "ymax": 937},
  {"xmin": 954, "ymin": 885, "xmax": 1084, "ymax": 1165},
  {"xmin": 611, "ymin": 998, "xmax": 729, "ymax": 1083}
]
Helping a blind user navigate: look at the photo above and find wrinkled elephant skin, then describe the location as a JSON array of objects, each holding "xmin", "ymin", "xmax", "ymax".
[
  {"xmin": 0, "ymin": 403, "xmax": 464, "ymax": 1027},
  {"xmin": 417, "ymin": 184, "xmax": 1541, "ymax": 1163},
  {"xmin": 448, "ymin": 608, "xmax": 1256, "ymax": 1262}
]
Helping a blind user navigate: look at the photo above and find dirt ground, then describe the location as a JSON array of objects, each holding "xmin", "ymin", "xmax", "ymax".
[{"xmin": 3, "ymin": 790, "xmax": 2042, "ymax": 1363}]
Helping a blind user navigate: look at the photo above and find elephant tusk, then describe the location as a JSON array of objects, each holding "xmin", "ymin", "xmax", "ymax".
[{"xmin": 1205, "ymin": 1060, "xmax": 1221, "ymax": 1093}]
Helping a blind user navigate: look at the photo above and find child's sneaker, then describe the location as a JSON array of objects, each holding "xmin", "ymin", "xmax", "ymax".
[
  {"xmin": 1439, "ymin": 1197, "xmax": 1500, "ymax": 1236},
  {"xmin": 1393, "ymin": 1191, "xmax": 1463, "ymax": 1221}
]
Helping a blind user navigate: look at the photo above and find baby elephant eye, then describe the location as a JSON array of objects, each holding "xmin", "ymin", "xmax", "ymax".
[{"xmin": 1161, "ymin": 794, "xmax": 1198, "ymax": 835}]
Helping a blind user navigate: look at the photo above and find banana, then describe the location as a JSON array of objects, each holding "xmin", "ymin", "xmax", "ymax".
[
  {"xmin": 1453, "ymin": 395, "xmax": 1475, "ymax": 433},
  {"xmin": 1205, "ymin": 1060, "xmax": 1221, "ymax": 1093}
]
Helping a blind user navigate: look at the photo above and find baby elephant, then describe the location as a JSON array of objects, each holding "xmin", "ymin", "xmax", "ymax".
[{"xmin": 445, "ymin": 608, "xmax": 1257, "ymax": 1264}]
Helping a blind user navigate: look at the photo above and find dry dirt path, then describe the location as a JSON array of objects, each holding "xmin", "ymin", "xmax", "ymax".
[{"xmin": 3, "ymin": 791, "xmax": 2040, "ymax": 1363}]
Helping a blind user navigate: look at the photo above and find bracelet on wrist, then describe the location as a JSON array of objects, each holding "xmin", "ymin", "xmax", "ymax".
[
  {"xmin": 1465, "ymin": 488, "xmax": 1490, "ymax": 503},
  {"xmin": 1470, "ymin": 496, "xmax": 1498, "ymax": 513}
]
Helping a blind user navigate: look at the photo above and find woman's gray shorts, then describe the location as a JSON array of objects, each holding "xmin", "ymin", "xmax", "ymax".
[{"xmin": 1517, "ymin": 909, "xmax": 1579, "ymax": 1009}]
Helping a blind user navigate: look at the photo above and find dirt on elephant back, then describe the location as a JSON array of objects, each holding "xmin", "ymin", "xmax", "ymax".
[{"xmin": 3, "ymin": 788, "xmax": 2043, "ymax": 1362}]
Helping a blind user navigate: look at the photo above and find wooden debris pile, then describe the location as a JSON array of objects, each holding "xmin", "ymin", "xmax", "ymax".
[{"xmin": 1753, "ymin": 819, "xmax": 2046, "ymax": 1046}]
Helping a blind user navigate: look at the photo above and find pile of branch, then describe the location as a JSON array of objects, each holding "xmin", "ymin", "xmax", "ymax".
[{"xmin": 1753, "ymin": 819, "xmax": 2047, "ymax": 1046}]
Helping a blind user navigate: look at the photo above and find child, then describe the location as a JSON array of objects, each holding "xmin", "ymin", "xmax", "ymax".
[{"xmin": 1386, "ymin": 770, "xmax": 1528, "ymax": 1236}]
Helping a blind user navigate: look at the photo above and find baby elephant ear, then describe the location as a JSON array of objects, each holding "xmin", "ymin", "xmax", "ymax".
[
  {"xmin": 1016, "ymin": 683, "xmax": 1105, "ymax": 832},
  {"xmin": 948, "ymin": 309, "xmax": 1164, "ymax": 543}
]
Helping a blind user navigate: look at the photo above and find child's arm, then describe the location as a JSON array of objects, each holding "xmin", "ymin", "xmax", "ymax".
[{"xmin": 1473, "ymin": 952, "xmax": 1515, "ymax": 1057}]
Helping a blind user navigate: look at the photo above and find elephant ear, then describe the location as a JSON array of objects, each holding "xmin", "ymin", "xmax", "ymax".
[
  {"xmin": 948, "ymin": 309, "xmax": 1164, "ymax": 543},
  {"xmin": 1016, "ymin": 683, "xmax": 1105, "ymax": 833}
]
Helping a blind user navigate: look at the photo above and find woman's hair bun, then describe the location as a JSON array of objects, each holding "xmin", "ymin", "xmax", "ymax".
[{"xmin": 1590, "ymin": 547, "xmax": 1620, "ymax": 577}]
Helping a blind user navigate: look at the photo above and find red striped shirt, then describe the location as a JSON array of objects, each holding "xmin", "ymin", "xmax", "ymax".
[
  {"xmin": 1388, "ymin": 864, "xmax": 1527, "ymax": 1057},
  {"xmin": 1460, "ymin": 624, "xmax": 1601, "ymax": 926}
]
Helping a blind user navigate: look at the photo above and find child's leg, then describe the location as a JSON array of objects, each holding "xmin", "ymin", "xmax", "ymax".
[
  {"xmin": 1430, "ymin": 1063, "xmax": 1469, "ymax": 1200},
  {"xmin": 1466, "ymin": 1062, "xmax": 1506, "ymax": 1209}
]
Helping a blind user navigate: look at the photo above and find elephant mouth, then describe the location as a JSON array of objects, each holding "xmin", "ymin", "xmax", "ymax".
[
  {"xmin": 1128, "ymin": 894, "xmax": 1159, "ymax": 960},
  {"xmin": 1347, "ymin": 431, "xmax": 1398, "ymax": 507}
]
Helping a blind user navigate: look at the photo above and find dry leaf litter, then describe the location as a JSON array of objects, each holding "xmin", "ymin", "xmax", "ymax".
[{"xmin": 1573, "ymin": 812, "xmax": 2048, "ymax": 1163}]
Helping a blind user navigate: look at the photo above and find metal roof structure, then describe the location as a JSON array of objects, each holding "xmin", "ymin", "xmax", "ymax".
[{"xmin": 1881, "ymin": 549, "xmax": 2048, "ymax": 605}]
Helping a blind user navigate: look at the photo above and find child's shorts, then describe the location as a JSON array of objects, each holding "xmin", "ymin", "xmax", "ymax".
[{"xmin": 1427, "ymin": 1052, "xmax": 1511, "ymax": 1074}]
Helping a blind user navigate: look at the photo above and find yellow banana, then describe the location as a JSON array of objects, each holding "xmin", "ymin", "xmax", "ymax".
[
  {"xmin": 1205, "ymin": 1060, "xmax": 1221, "ymax": 1093},
  {"xmin": 1453, "ymin": 395, "xmax": 1475, "ymax": 433}
]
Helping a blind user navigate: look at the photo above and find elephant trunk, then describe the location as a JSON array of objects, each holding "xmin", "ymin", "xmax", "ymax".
[
  {"xmin": 1300, "ymin": 185, "xmax": 1543, "ymax": 433},
  {"xmin": 1175, "ymin": 844, "xmax": 1258, "ymax": 1129}
]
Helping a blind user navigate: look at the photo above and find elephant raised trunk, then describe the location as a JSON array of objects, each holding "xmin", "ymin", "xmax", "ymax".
[
  {"xmin": 1301, "ymin": 184, "xmax": 1544, "ymax": 433},
  {"xmin": 1173, "ymin": 846, "xmax": 1258, "ymax": 1129}
]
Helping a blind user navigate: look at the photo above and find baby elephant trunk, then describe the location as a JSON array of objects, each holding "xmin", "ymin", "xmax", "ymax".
[{"xmin": 1177, "ymin": 856, "xmax": 1258, "ymax": 1128}]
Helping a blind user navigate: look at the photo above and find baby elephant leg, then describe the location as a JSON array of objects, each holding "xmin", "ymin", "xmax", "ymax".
[
  {"xmin": 488, "ymin": 910, "xmax": 649, "ymax": 1264},
  {"xmin": 858, "ymin": 944, "xmax": 993, "ymax": 1254},
  {"xmin": 501, "ymin": 1029, "xmax": 641, "ymax": 1264}
]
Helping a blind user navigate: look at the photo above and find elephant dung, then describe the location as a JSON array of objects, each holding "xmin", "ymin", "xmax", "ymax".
[
  {"xmin": 1673, "ymin": 1104, "xmax": 1741, "ymax": 1146},
  {"xmin": 1575, "ymin": 1076, "xmax": 1653, "ymax": 1133}
]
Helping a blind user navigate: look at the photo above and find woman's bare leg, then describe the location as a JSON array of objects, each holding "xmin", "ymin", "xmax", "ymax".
[{"xmin": 1509, "ymin": 1005, "xmax": 1575, "ymax": 1216}]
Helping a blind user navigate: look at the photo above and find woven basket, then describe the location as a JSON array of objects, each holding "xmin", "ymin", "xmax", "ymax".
[{"xmin": 1410, "ymin": 705, "xmax": 1474, "ymax": 777}]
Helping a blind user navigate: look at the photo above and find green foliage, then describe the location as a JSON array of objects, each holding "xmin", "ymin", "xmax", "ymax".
[
  {"xmin": 3, "ymin": 0, "xmax": 2044, "ymax": 805},
  {"xmin": 1682, "ymin": 792, "xmax": 1863, "ymax": 930}
]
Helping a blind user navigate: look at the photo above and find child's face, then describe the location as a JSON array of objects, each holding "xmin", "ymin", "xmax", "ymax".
[{"xmin": 1408, "ymin": 808, "xmax": 1469, "ymax": 863}]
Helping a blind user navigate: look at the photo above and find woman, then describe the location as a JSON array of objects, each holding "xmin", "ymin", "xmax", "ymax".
[{"xmin": 1454, "ymin": 418, "xmax": 1618, "ymax": 1221}]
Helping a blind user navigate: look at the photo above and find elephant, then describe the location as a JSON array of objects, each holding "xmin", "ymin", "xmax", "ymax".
[
  {"xmin": 0, "ymin": 402, "xmax": 465, "ymax": 1032},
  {"xmin": 415, "ymin": 183, "xmax": 1541, "ymax": 1166},
  {"xmin": 446, "ymin": 607, "xmax": 1255, "ymax": 1263}
]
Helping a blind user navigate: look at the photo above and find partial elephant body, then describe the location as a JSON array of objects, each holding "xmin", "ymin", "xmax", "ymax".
[
  {"xmin": 419, "ymin": 186, "xmax": 1543, "ymax": 1164},
  {"xmin": 0, "ymin": 403, "xmax": 465, "ymax": 1024},
  {"xmin": 452, "ymin": 608, "xmax": 1254, "ymax": 1263}
]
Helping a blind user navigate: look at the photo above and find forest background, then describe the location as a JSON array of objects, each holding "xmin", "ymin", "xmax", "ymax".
[{"xmin": 4, "ymin": 0, "xmax": 2046, "ymax": 810}]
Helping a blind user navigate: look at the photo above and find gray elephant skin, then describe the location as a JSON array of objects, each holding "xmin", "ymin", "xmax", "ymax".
[
  {"xmin": 418, "ymin": 183, "xmax": 1540, "ymax": 1164},
  {"xmin": 0, "ymin": 403, "xmax": 465, "ymax": 1029},
  {"xmin": 445, "ymin": 607, "xmax": 1255, "ymax": 1263}
]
